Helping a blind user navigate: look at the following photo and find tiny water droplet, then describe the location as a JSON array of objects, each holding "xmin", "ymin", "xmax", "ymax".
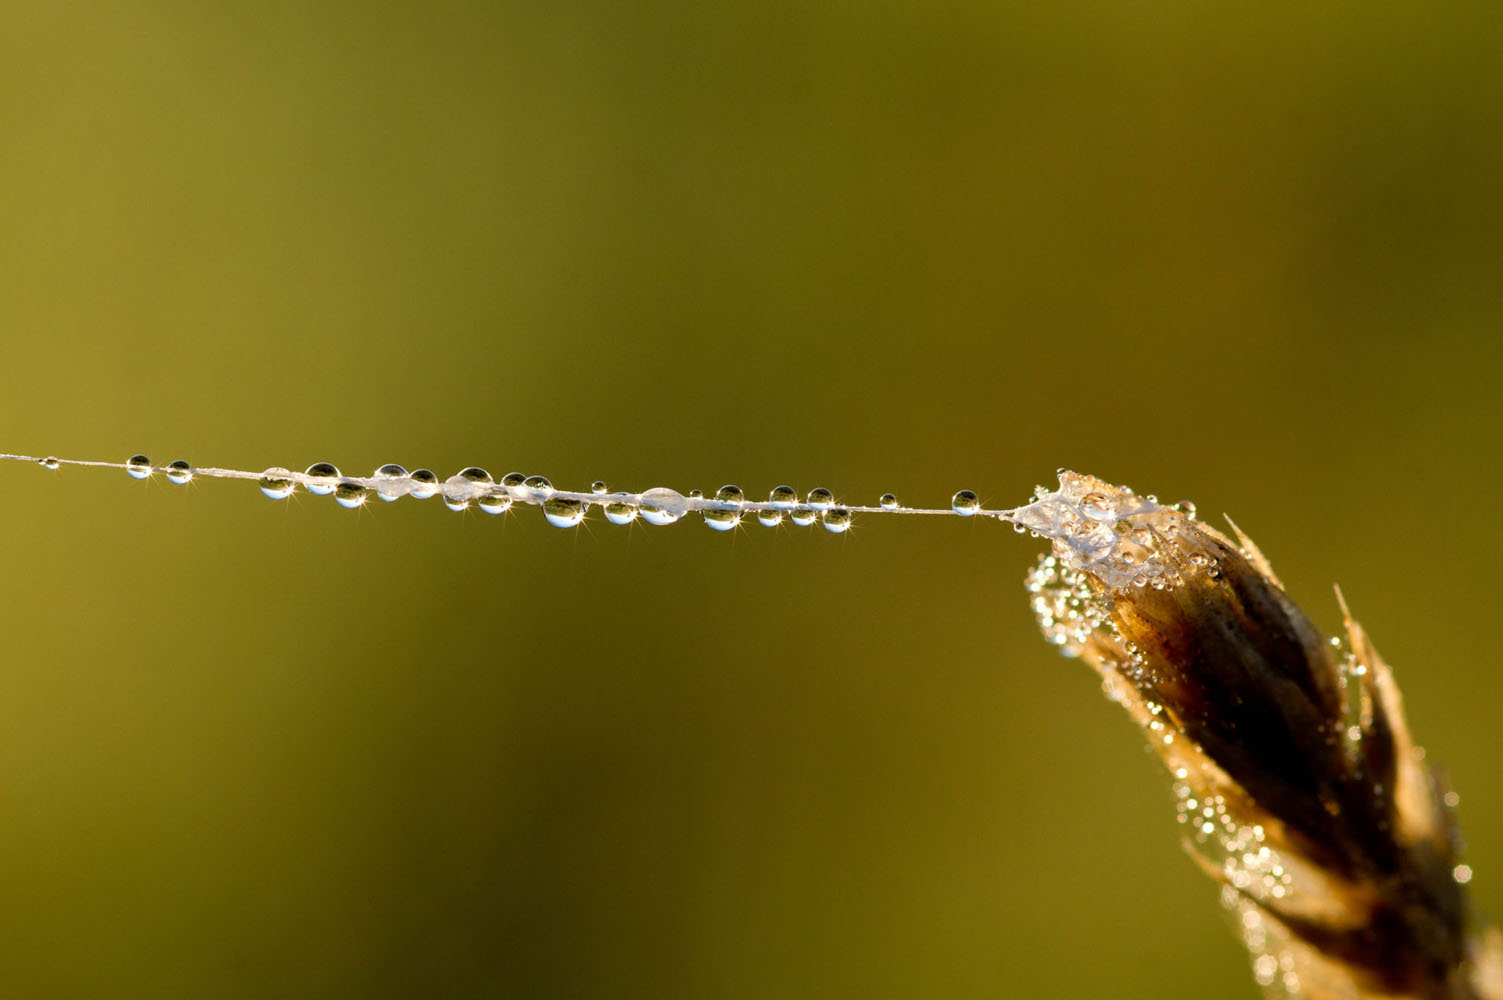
[
  {"xmin": 408, "ymin": 469, "xmax": 440, "ymax": 499},
  {"xmin": 1175, "ymin": 500, "xmax": 1197, "ymax": 519},
  {"xmin": 790, "ymin": 508, "xmax": 816, "ymax": 527},
  {"xmin": 522, "ymin": 475, "xmax": 553, "ymax": 499},
  {"xmin": 259, "ymin": 468, "xmax": 296, "ymax": 500},
  {"xmin": 334, "ymin": 482, "xmax": 368, "ymax": 509},
  {"xmin": 1131, "ymin": 527, "xmax": 1154, "ymax": 547},
  {"xmin": 806, "ymin": 488, "xmax": 834, "ymax": 511},
  {"xmin": 879, "ymin": 493, "xmax": 898, "ymax": 510},
  {"xmin": 39, "ymin": 457, "xmax": 60, "ymax": 471},
  {"xmin": 604, "ymin": 500, "xmax": 638, "ymax": 525},
  {"xmin": 639, "ymin": 487, "xmax": 686, "ymax": 526},
  {"xmin": 769, "ymin": 486, "xmax": 797, "ymax": 509},
  {"xmin": 952, "ymin": 490, "xmax": 979, "ymax": 516},
  {"xmin": 822, "ymin": 508, "xmax": 852, "ymax": 533},
  {"xmin": 166, "ymin": 460, "xmax": 193, "ymax": 485},
  {"xmin": 757, "ymin": 509, "xmax": 783, "ymax": 527},
  {"xmin": 372, "ymin": 464, "xmax": 408, "ymax": 501},
  {"xmin": 1080, "ymin": 492, "xmax": 1113, "ymax": 520},
  {"xmin": 304, "ymin": 463, "xmax": 340, "ymax": 495},
  {"xmin": 126, "ymin": 455, "xmax": 152, "ymax": 480},
  {"xmin": 591, "ymin": 481, "xmax": 608, "ymax": 495},
  {"xmin": 688, "ymin": 489, "xmax": 704, "ymax": 500},
  {"xmin": 542, "ymin": 496, "xmax": 585, "ymax": 528},
  {"xmin": 502, "ymin": 472, "xmax": 527, "ymax": 488},
  {"xmin": 478, "ymin": 493, "xmax": 512, "ymax": 515}
]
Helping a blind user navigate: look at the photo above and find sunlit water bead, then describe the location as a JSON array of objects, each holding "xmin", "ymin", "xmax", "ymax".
[
  {"xmin": 639, "ymin": 487, "xmax": 687, "ymax": 526},
  {"xmin": 522, "ymin": 475, "xmax": 553, "ymax": 501},
  {"xmin": 126, "ymin": 455, "xmax": 152, "ymax": 480},
  {"xmin": 304, "ymin": 462, "xmax": 340, "ymax": 495},
  {"xmin": 542, "ymin": 496, "xmax": 586, "ymax": 528},
  {"xmin": 501, "ymin": 472, "xmax": 527, "ymax": 489},
  {"xmin": 258, "ymin": 468, "xmax": 297, "ymax": 500},
  {"xmin": 39, "ymin": 456, "xmax": 60, "ymax": 471},
  {"xmin": 952, "ymin": 490, "xmax": 980, "ymax": 516},
  {"xmin": 704, "ymin": 484, "xmax": 744, "ymax": 532},
  {"xmin": 757, "ymin": 508, "xmax": 784, "ymax": 527},
  {"xmin": 591, "ymin": 480, "xmax": 608, "ymax": 496},
  {"xmin": 371, "ymin": 464, "xmax": 409, "ymax": 502},
  {"xmin": 334, "ymin": 481, "xmax": 369, "ymax": 509},
  {"xmin": 408, "ymin": 468, "xmax": 440, "ymax": 499},
  {"xmin": 806, "ymin": 488, "xmax": 834, "ymax": 511},
  {"xmin": 822, "ymin": 507, "xmax": 853, "ymax": 534},
  {"xmin": 879, "ymin": 493, "xmax": 899, "ymax": 510},
  {"xmin": 604, "ymin": 500, "xmax": 638, "ymax": 525},
  {"xmin": 769, "ymin": 485, "xmax": 797, "ymax": 509},
  {"xmin": 439, "ymin": 466, "xmax": 493, "ymax": 512},
  {"xmin": 790, "ymin": 507, "xmax": 817, "ymax": 527},
  {"xmin": 478, "ymin": 488, "xmax": 513, "ymax": 515},
  {"xmin": 166, "ymin": 460, "xmax": 193, "ymax": 485}
]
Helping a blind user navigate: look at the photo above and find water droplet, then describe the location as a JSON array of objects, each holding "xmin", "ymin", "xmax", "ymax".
[
  {"xmin": 688, "ymin": 488, "xmax": 704, "ymax": 500},
  {"xmin": 501, "ymin": 472, "xmax": 527, "ymax": 488},
  {"xmin": 806, "ymin": 488, "xmax": 834, "ymax": 511},
  {"xmin": 604, "ymin": 501, "xmax": 638, "ymax": 525},
  {"xmin": 478, "ymin": 493, "xmax": 512, "ymax": 515},
  {"xmin": 639, "ymin": 487, "xmax": 686, "ymax": 526},
  {"xmin": 372, "ymin": 464, "xmax": 408, "ymax": 501},
  {"xmin": 408, "ymin": 469, "xmax": 440, "ymax": 499},
  {"xmin": 822, "ymin": 508, "xmax": 852, "ymax": 533},
  {"xmin": 259, "ymin": 468, "xmax": 296, "ymax": 500},
  {"xmin": 769, "ymin": 485, "xmax": 797, "ymax": 509},
  {"xmin": 757, "ymin": 509, "xmax": 783, "ymax": 527},
  {"xmin": 39, "ymin": 457, "xmax": 60, "ymax": 471},
  {"xmin": 126, "ymin": 455, "xmax": 152, "ymax": 480},
  {"xmin": 952, "ymin": 490, "xmax": 979, "ymax": 516},
  {"xmin": 304, "ymin": 463, "xmax": 340, "ymax": 496},
  {"xmin": 166, "ymin": 460, "xmax": 193, "ymax": 485},
  {"xmin": 879, "ymin": 493, "xmax": 898, "ymax": 510},
  {"xmin": 591, "ymin": 481, "xmax": 608, "ymax": 495},
  {"xmin": 522, "ymin": 475, "xmax": 553, "ymax": 499},
  {"xmin": 790, "ymin": 508, "xmax": 816, "ymax": 527},
  {"xmin": 1131, "ymin": 527, "xmax": 1154, "ymax": 547},
  {"xmin": 542, "ymin": 497, "xmax": 585, "ymax": 528},
  {"xmin": 704, "ymin": 484, "xmax": 744, "ymax": 531},
  {"xmin": 1175, "ymin": 500, "xmax": 1197, "ymax": 519},
  {"xmin": 459, "ymin": 467, "xmax": 493, "ymax": 485},
  {"xmin": 443, "ymin": 491, "xmax": 471, "ymax": 512},
  {"xmin": 715, "ymin": 484, "xmax": 744, "ymax": 506},
  {"xmin": 1080, "ymin": 492, "xmax": 1113, "ymax": 520},
  {"xmin": 334, "ymin": 482, "xmax": 368, "ymax": 509}
]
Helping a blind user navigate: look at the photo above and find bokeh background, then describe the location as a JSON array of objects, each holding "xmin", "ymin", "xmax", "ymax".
[{"xmin": 2, "ymin": 2, "xmax": 1500, "ymax": 997}]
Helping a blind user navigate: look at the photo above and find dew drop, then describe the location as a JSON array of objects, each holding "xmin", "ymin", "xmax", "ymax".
[
  {"xmin": 304, "ymin": 463, "xmax": 340, "ymax": 496},
  {"xmin": 166, "ymin": 460, "xmax": 193, "ymax": 485},
  {"xmin": 39, "ymin": 457, "xmax": 60, "ymax": 471},
  {"xmin": 952, "ymin": 490, "xmax": 980, "ymax": 516},
  {"xmin": 334, "ymin": 482, "xmax": 368, "ymax": 509},
  {"xmin": 757, "ymin": 509, "xmax": 783, "ymax": 527},
  {"xmin": 259, "ymin": 468, "xmax": 296, "ymax": 500},
  {"xmin": 1131, "ymin": 527, "xmax": 1154, "ymax": 547},
  {"xmin": 604, "ymin": 501, "xmax": 638, "ymax": 525},
  {"xmin": 459, "ymin": 467, "xmax": 493, "ymax": 485},
  {"xmin": 1175, "ymin": 500, "xmax": 1198, "ymax": 519},
  {"xmin": 1080, "ymin": 492, "xmax": 1114, "ymax": 520},
  {"xmin": 522, "ymin": 475, "xmax": 553, "ymax": 499},
  {"xmin": 790, "ymin": 508, "xmax": 816, "ymax": 527},
  {"xmin": 806, "ymin": 488, "xmax": 834, "ymax": 511},
  {"xmin": 443, "ymin": 492, "xmax": 470, "ymax": 513},
  {"xmin": 822, "ymin": 508, "xmax": 852, "ymax": 533},
  {"xmin": 591, "ymin": 481, "xmax": 608, "ymax": 495},
  {"xmin": 769, "ymin": 485, "xmax": 797, "ymax": 509},
  {"xmin": 372, "ymin": 464, "xmax": 409, "ymax": 502},
  {"xmin": 705, "ymin": 484, "xmax": 744, "ymax": 531},
  {"xmin": 478, "ymin": 493, "xmax": 512, "ymax": 515},
  {"xmin": 639, "ymin": 487, "xmax": 686, "ymax": 526},
  {"xmin": 542, "ymin": 497, "xmax": 585, "ymax": 528},
  {"xmin": 126, "ymin": 455, "xmax": 152, "ymax": 480},
  {"xmin": 688, "ymin": 489, "xmax": 704, "ymax": 500},
  {"xmin": 502, "ymin": 472, "xmax": 527, "ymax": 488},
  {"xmin": 408, "ymin": 469, "xmax": 440, "ymax": 500},
  {"xmin": 715, "ymin": 484, "xmax": 744, "ymax": 507},
  {"xmin": 879, "ymin": 493, "xmax": 898, "ymax": 510}
]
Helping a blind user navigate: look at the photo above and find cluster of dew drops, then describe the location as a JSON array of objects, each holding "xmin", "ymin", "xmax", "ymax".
[{"xmin": 100, "ymin": 455, "xmax": 988, "ymax": 534}]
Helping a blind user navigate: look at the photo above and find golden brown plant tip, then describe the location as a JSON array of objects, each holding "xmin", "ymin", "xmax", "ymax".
[{"xmin": 1008, "ymin": 472, "xmax": 1498, "ymax": 1000}]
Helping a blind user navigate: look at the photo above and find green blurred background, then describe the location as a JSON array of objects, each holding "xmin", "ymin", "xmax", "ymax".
[{"xmin": 2, "ymin": 2, "xmax": 1500, "ymax": 996}]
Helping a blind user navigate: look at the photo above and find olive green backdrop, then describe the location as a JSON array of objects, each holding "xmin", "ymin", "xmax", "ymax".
[{"xmin": 2, "ymin": 2, "xmax": 1500, "ymax": 997}]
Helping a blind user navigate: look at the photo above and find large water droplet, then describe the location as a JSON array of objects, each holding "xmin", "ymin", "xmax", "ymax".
[
  {"xmin": 372, "ymin": 464, "xmax": 408, "ymax": 501},
  {"xmin": 822, "ymin": 508, "xmax": 852, "ymax": 533},
  {"xmin": 639, "ymin": 487, "xmax": 686, "ymax": 526},
  {"xmin": 879, "ymin": 493, "xmax": 898, "ymax": 510},
  {"xmin": 769, "ymin": 485, "xmax": 797, "ymax": 509},
  {"xmin": 704, "ymin": 507, "xmax": 741, "ymax": 532},
  {"xmin": 952, "ymin": 490, "xmax": 979, "ymax": 516},
  {"xmin": 166, "ymin": 460, "xmax": 193, "ymax": 485},
  {"xmin": 502, "ymin": 472, "xmax": 527, "ymax": 488},
  {"xmin": 459, "ymin": 467, "xmax": 493, "ymax": 485},
  {"xmin": 259, "ymin": 468, "xmax": 296, "ymax": 500},
  {"xmin": 790, "ymin": 508, "xmax": 816, "ymax": 527},
  {"xmin": 543, "ymin": 497, "xmax": 585, "ymax": 528},
  {"xmin": 522, "ymin": 475, "xmax": 553, "ymax": 499},
  {"xmin": 304, "ymin": 463, "xmax": 339, "ymax": 495},
  {"xmin": 39, "ymin": 457, "xmax": 60, "ymax": 471},
  {"xmin": 408, "ymin": 469, "xmax": 439, "ymax": 499},
  {"xmin": 757, "ymin": 509, "xmax": 783, "ymax": 527},
  {"xmin": 478, "ymin": 492, "xmax": 512, "ymax": 515},
  {"xmin": 334, "ymin": 482, "xmax": 368, "ymax": 509},
  {"xmin": 604, "ymin": 501, "xmax": 638, "ymax": 525},
  {"xmin": 126, "ymin": 455, "xmax": 152, "ymax": 480},
  {"xmin": 806, "ymin": 488, "xmax": 834, "ymax": 511}
]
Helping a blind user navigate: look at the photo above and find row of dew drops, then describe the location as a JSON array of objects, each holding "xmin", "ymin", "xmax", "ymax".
[{"xmin": 94, "ymin": 455, "xmax": 987, "ymax": 533}]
